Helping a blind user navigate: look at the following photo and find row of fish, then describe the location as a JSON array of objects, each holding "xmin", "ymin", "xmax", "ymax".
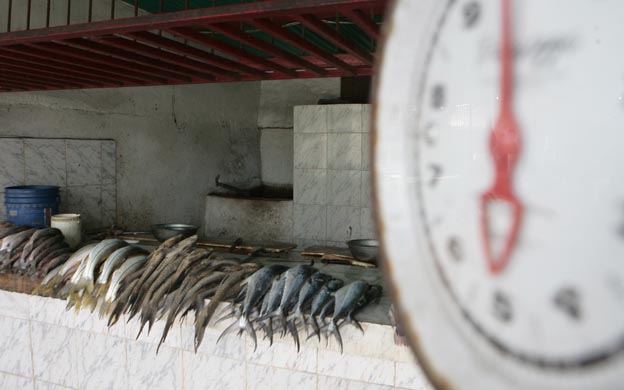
[
  {"xmin": 32, "ymin": 233, "xmax": 382, "ymax": 353},
  {"xmin": 217, "ymin": 264, "xmax": 382, "ymax": 353},
  {"xmin": 0, "ymin": 222, "xmax": 72, "ymax": 277}
]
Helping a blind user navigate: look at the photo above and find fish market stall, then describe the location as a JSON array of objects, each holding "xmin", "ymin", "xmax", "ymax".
[{"xmin": 0, "ymin": 224, "xmax": 429, "ymax": 390}]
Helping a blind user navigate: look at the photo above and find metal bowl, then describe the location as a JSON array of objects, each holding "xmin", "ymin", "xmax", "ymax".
[
  {"xmin": 347, "ymin": 239, "xmax": 379, "ymax": 263},
  {"xmin": 151, "ymin": 223, "xmax": 199, "ymax": 242}
]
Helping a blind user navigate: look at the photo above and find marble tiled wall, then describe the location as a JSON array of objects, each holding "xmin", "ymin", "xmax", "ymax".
[
  {"xmin": 0, "ymin": 138, "xmax": 116, "ymax": 229},
  {"xmin": 0, "ymin": 290, "xmax": 431, "ymax": 390},
  {"xmin": 293, "ymin": 105, "xmax": 375, "ymax": 248}
]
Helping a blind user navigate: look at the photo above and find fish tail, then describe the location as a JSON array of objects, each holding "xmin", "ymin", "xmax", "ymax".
[
  {"xmin": 286, "ymin": 319, "xmax": 300, "ymax": 352},
  {"xmin": 306, "ymin": 316, "xmax": 320, "ymax": 342},
  {"xmin": 266, "ymin": 318, "xmax": 273, "ymax": 346},
  {"xmin": 216, "ymin": 319, "xmax": 241, "ymax": 346},
  {"xmin": 246, "ymin": 319, "xmax": 257, "ymax": 351},
  {"xmin": 328, "ymin": 321, "xmax": 343, "ymax": 353},
  {"xmin": 99, "ymin": 301, "xmax": 110, "ymax": 319}
]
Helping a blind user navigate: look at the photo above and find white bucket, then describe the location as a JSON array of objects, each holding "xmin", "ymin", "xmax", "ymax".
[{"xmin": 52, "ymin": 213, "xmax": 82, "ymax": 248}]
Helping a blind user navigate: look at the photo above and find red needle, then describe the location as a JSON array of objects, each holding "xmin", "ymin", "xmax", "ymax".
[{"xmin": 480, "ymin": 0, "xmax": 523, "ymax": 275}]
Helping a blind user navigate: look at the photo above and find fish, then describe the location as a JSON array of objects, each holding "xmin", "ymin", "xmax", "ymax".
[
  {"xmin": 35, "ymin": 244, "xmax": 96, "ymax": 296},
  {"xmin": 79, "ymin": 239, "xmax": 127, "ymax": 294},
  {"xmin": 307, "ymin": 278, "xmax": 343, "ymax": 341},
  {"xmin": 36, "ymin": 252, "xmax": 72, "ymax": 278},
  {"xmin": 0, "ymin": 228, "xmax": 37, "ymax": 270},
  {"xmin": 100, "ymin": 254, "xmax": 148, "ymax": 318},
  {"xmin": 326, "ymin": 281, "xmax": 369, "ymax": 353},
  {"xmin": 339, "ymin": 284, "xmax": 383, "ymax": 333},
  {"xmin": 256, "ymin": 273, "xmax": 287, "ymax": 346},
  {"xmin": 192, "ymin": 263, "xmax": 259, "ymax": 351},
  {"xmin": 95, "ymin": 246, "xmax": 147, "ymax": 297},
  {"xmin": 29, "ymin": 237, "xmax": 66, "ymax": 274},
  {"xmin": 138, "ymin": 248, "xmax": 210, "ymax": 337},
  {"xmin": 19, "ymin": 228, "xmax": 61, "ymax": 269},
  {"xmin": 288, "ymin": 273, "xmax": 331, "ymax": 331},
  {"xmin": 0, "ymin": 225, "xmax": 27, "ymax": 241},
  {"xmin": 218, "ymin": 264, "xmax": 288, "ymax": 351},
  {"xmin": 0, "ymin": 228, "xmax": 36, "ymax": 252},
  {"xmin": 129, "ymin": 235, "xmax": 196, "ymax": 317}
]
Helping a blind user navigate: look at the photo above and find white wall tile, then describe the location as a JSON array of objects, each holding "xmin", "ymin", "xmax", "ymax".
[
  {"xmin": 180, "ymin": 318, "xmax": 246, "ymax": 360},
  {"xmin": 125, "ymin": 316, "xmax": 182, "ymax": 350},
  {"xmin": 318, "ymin": 375, "xmax": 348, "ymax": 390},
  {"xmin": 65, "ymin": 185, "xmax": 101, "ymax": 229},
  {"xmin": 328, "ymin": 170, "xmax": 361, "ymax": 207},
  {"xmin": 395, "ymin": 358, "xmax": 432, "ymax": 390},
  {"xmin": 317, "ymin": 349, "xmax": 395, "ymax": 386},
  {"xmin": 77, "ymin": 332, "xmax": 128, "ymax": 390},
  {"xmin": 360, "ymin": 208, "xmax": 376, "ymax": 240},
  {"xmin": 294, "ymin": 204, "xmax": 326, "ymax": 241},
  {"xmin": 328, "ymin": 134, "xmax": 361, "ymax": 170},
  {"xmin": 31, "ymin": 322, "xmax": 79, "ymax": 388},
  {"xmin": 361, "ymin": 171, "xmax": 372, "ymax": 209},
  {"xmin": 247, "ymin": 364, "xmax": 316, "ymax": 390},
  {"xmin": 294, "ymin": 133, "xmax": 327, "ymax": 170},
  {"xmin": 29, "ymin": 296, "xmax": 73, "ymax": 328},
  {"xmin": 0, "ymin": 315, "xmax": 32, "ymax": 377},
  {"xmin": 0, "ymin": 291, "xmax": 30, "ymax": 319},
  {"xmin": 327, "ymin": 206, "xmax": 361, "ymax": 242},
  {"xmin": 362, "ymin": 133, "xmax": 370, "ymax": 170},
  {"xmin": 294, "ymin": 106, "xmax": 327, "ymax": 133},
  {"xmin": 246, "ymin": 337, "xmax": 317, "ymax": 373},
  {"xmin": 24, "ymin": 139, "xmax": 66, "ymax": 187},
  {"xmin": 361, "ymin": 104, "xmax": 371, "ymax": 133},
  {"xmin": 126, "ymin": 341, "xmax": 183, "ymax": 390},
  {"xmin": 328, "ymin": 105, "xmax": 363, "ymax": 133},
  {"xmin": 246, "ymin": 363, "xmax": 273, "ymax": 390},
  {"xmin": 0, "ymin": 372, "xmax": 33, "ymax": 390},
  {"xmin": 66, "ymin": 140, "xmax": 101, "ymax": 186},
  {"xmin": 348, "ymin": 381, "xmax": 393, "ymax": 390},
  {"xmin": 34, "ymin": 380, "xmax": 73, "ymax": 390},
  {"xmin": 101, "ymin": 140, "xmax": 116, "ymax": 185},
  {"xmin": 182, "ymin": 351, "xmax": 245, "ymax": 390},
  {"xmin": 0, "ymin": 138, "xmax": 25, "ymax": 189},
  {"xmin": 294, "ymin": 169, "xmax": 326, "ymax": 205},
  {"xmin": 272, "ymin": 367, "xmax": 316, "ymax": 390}
]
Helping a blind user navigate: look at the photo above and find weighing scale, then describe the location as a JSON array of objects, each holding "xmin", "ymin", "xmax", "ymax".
[{"xmin": 374, "ymin": 0, "xmax": 624, "ymax": 387}]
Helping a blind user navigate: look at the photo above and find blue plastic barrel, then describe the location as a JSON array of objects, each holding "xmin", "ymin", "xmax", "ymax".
[{"xmin": 5, "ymin": 185, "xmax": 60, "ymax": 228}]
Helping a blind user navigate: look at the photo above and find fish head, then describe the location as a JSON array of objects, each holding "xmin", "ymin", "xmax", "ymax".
[
  {"xmin": 327, "ymin": 279, "xmax": 344, "ymax": 291},
  {"xmin": 311, "ymin": 272, "xmax": 331, "ymax": 285}
]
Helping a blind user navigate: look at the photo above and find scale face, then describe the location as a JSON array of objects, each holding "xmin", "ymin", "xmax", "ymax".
[{"xmin": 374, "ymin": 0, "xmax": 624, "ymax": 387}]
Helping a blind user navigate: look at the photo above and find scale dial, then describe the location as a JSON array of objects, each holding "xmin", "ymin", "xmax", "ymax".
[{"xmin": 375, "ymin": 0, "xmax": 624, "ymax": 388}]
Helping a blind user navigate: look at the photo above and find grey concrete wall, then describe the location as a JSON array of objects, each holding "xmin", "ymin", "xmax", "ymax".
[
  {"xmin": 258, "ymin": 79, "xmax": 340, "ymax": 187},
  {"xmin": 0, "ymin": 83, "xmax": 261, "ymax": 230}
]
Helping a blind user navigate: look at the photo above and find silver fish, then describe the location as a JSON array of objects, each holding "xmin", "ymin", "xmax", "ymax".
[
  {"xmin": 218, "ymin": 264, "xmax": 288, "ymax": 351},
  {"xmin": 327, "ymin": 281, "xmax": 368, "ymax": 353},
  {"xmin": 307, "ymin": 278, "xmax": 343, "ymax": 341},
  {"xmin": 79, "ymin": 239, "xmax": 127, "ymax": 293}
]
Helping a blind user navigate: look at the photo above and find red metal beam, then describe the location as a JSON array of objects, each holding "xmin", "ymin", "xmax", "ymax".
[
  {"xmin": 95, "ymin": 37, "xmax": 227, "ymax": 80},
  {"xmin": 0, "ymin": 79, "xmax": 32, "ymax": 90},
  {"xmin": 63, "ymin": 39, "xmax": 195, "ymax": 82},
  {"xmin": 0, "ymin": 48, "xmax": 128, "ymax": 86},
  {"xmin": 167, "ymin": 27, "xmax": 296, "ymax": 77},
  {"xmin": 0, "ymin": 74, "xmax": 55, "ymax": 90},
  {"xmin": 247, "ymin": 18, "xmax": 355, "ymax": 74},
  {"xmin": 207, "ymin": 23, "xmax": 326, "ymax": 76},
  {"xmin": 0, "ymin": 0, "xmax": 386, "ymax": 46},
  {"xmin": 294, "ymin": 14, "xmax": 373, "ymax": 65},
  {"xmin": 0, "ymin": 68, "xmax": 82, "ymax": 89},
  {"xmin": 0, "ymin": 57, "xmax": 106, "ymax": 87},
  {"xmin": 124, "ymin": 31, "xmax": 264, "ymax": 78},
  {"xmin": 342, "ymin": 9, "xmax": 380, "ymax": 40},
  {"xmin": 27, "ymin": 42, "xmax": 167, "ymax": 84},
  {"xmin": 0, "ymin": 59, "xmax": 95, "ymax": 88}
]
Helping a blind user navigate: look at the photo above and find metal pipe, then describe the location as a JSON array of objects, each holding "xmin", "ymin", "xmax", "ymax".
[
  {"xmin": 27, "ymin": 0, "xmax": 32, "ymax": 30},
  {"xmin": 88, "ymin": 0, "xmax": 93, "ymax": 22},
  {"xmin": 134, "ymin": 0, "xmax": 139, "ymax": 17},
  {"xmin": 111, "ymin": 0, "xmax": 116, "ymax": 20},
  {"xmin": 67, "ymin": 0, "xmax": 72, "ymax": 25},
  {"xmin": 7, "ymin": 0, "xmax": 12, "ymax": 32},
  {"xmin": 46, "ymin": 0, "xmax": 51, "ymax": 28}
]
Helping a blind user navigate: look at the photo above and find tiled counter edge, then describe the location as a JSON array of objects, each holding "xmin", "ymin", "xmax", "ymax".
[{"xmin": 0, "ymin": 290, "xmax": 432, "ymax": 390}]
